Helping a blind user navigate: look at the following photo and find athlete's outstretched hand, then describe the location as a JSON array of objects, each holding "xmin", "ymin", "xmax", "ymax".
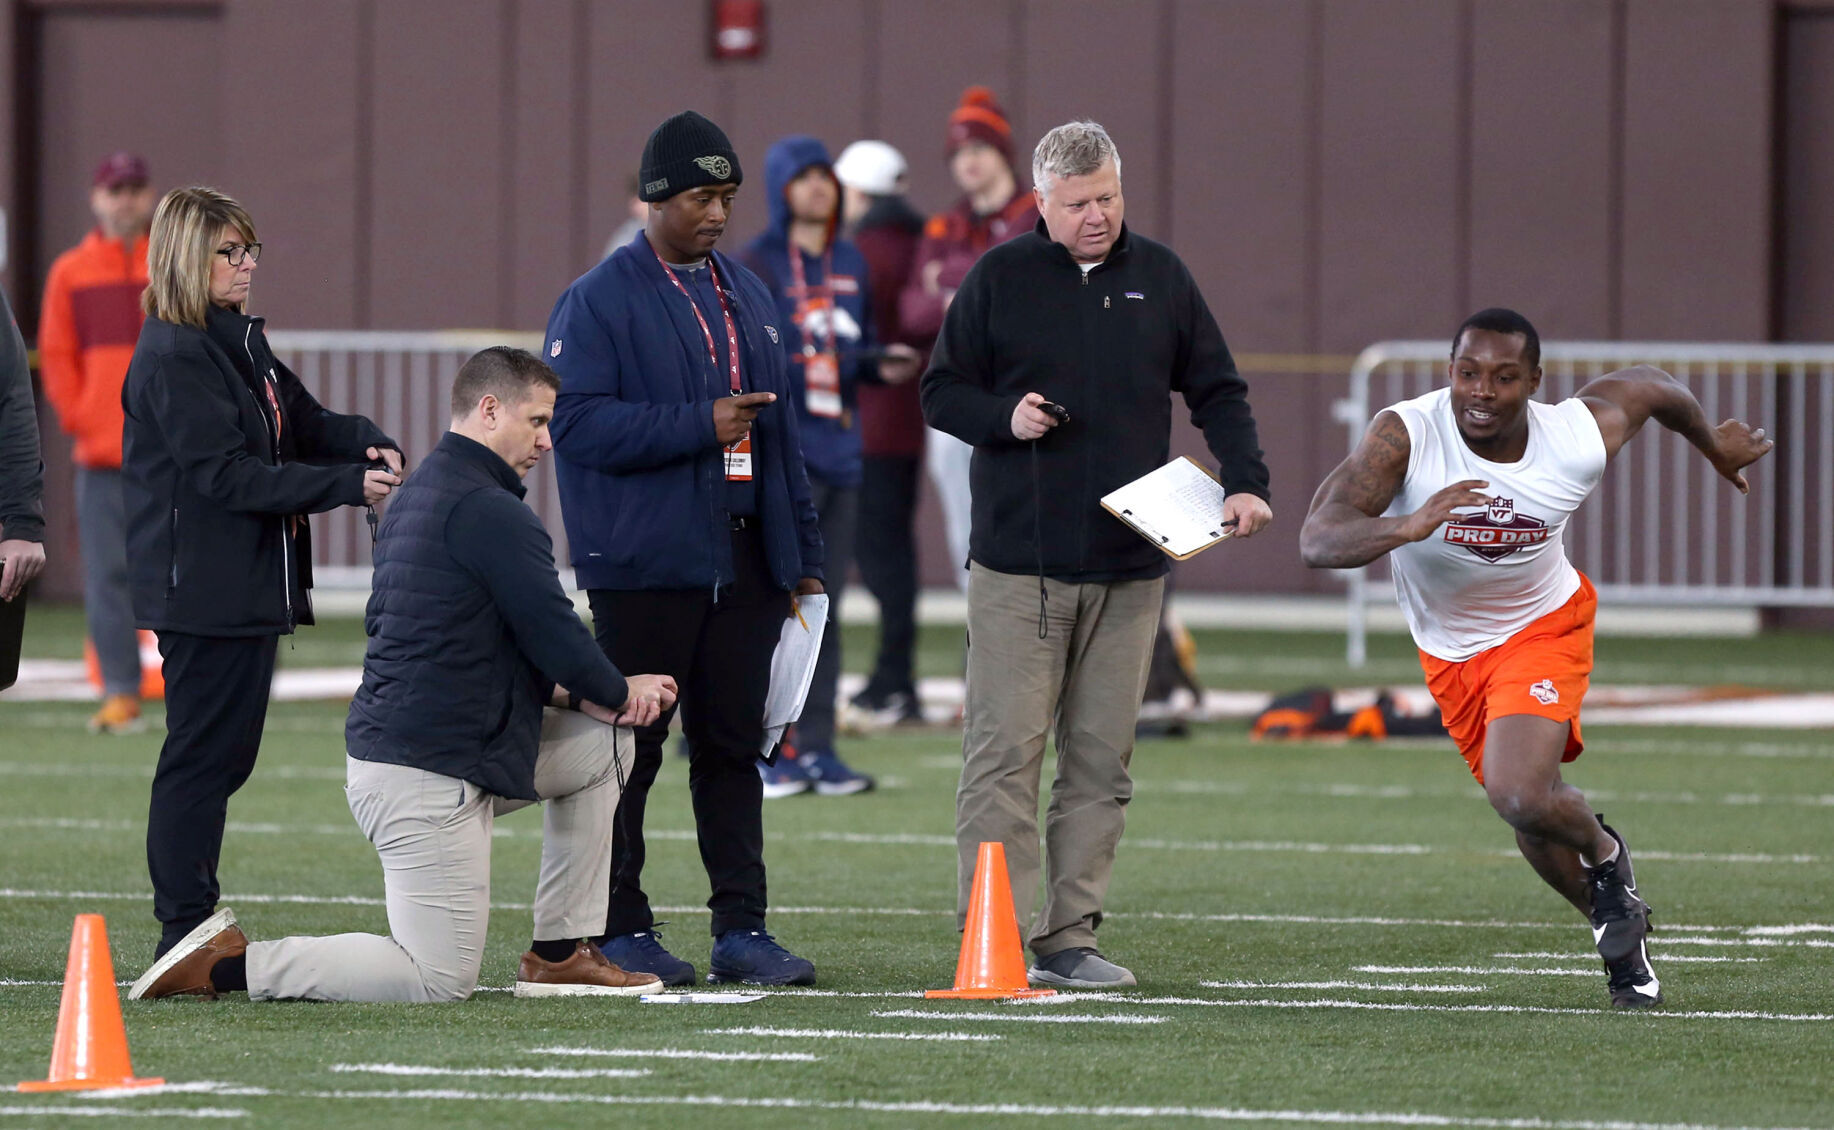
[
  {"xmin": 1707, "ymin": 421, "xmax": 1773, "ymax": 495},
  {"xmin": 1397, "ymin": 479, "xmax": 1490, "ymax": 543}
]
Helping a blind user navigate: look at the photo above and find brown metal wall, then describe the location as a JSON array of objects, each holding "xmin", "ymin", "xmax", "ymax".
[{"xmin": 4, "ymin": 0, "xmax": 1812, "ymax": 599}]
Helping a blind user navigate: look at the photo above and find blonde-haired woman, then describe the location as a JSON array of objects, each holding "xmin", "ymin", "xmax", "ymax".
[{"xmin": 121, "ymin": 186, "xmax": 402, "ymax": 977}]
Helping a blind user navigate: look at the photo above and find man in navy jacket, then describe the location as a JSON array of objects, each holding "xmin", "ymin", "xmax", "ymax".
[
  {"xmin": 131, "ymin": 347, "xmax": 676, "ymax": 1003},
  {"xmin": 546, "ymin": 111, "xmax": 825, "ymax": 987},
  {"xmin": 741, "ymin": 134, "xmax": 904, "ymax": 798}
]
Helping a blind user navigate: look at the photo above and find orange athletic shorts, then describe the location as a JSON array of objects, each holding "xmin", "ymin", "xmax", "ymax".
[{"xmin": 1417, "ymin": 573, "xmax": 1597, "ymax": 784}]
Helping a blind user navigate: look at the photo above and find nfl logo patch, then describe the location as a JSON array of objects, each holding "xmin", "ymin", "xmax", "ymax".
[{"xmin": 550, "ymin": 339, "xmax": 563, "ymax": 358}]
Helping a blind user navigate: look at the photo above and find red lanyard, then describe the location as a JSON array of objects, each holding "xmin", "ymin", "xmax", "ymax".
[
  {"xmin": 786, "ymin": 244, "xmax": 836, "ymax": 356},
  {"xmin": 653, "ymin": 243, "xmax": 743, "ymax": 394}
]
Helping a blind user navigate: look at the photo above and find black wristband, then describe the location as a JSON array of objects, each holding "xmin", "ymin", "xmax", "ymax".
[{"xmin": 565, "ymin": 690, "xmax": 581, "ymax": 712}]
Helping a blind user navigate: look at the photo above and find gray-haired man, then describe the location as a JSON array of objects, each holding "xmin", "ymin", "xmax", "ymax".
[{"xmin": 921, "ymin": 121, "xmax": 1272, "ymax": 988}]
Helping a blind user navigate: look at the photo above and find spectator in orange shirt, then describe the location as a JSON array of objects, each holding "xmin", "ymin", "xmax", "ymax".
[{"xmin": 39, "ymin": 152, "xmax": 156, "ymax": 732}]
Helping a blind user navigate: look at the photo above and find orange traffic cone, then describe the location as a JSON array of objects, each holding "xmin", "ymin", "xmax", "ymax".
[
  {"xmin": 83, "ymin": 631, "xmax": 165, "ymax": 700},
  {"xmin": 17, "ymin": 915, "xmax": 163, "ymax": 1092},
  {"xmin": 926, "ymin": 841, "xmax": 1056, "ymax": 1000}
]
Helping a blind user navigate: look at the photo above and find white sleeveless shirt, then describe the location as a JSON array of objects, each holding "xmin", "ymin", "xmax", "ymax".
[{"xmin": 1383, "ymin": 387, "xmax": 1607, "ymax": 661}]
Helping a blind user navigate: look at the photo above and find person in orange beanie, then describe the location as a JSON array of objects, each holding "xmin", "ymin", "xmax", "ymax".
[
  {"xmin": 899, "ymin": 88, "xmax": 1039, "ymax": 603},
  {"xmin": 38, "ymin": 152, "xmax": 157, "ymax": 732}
]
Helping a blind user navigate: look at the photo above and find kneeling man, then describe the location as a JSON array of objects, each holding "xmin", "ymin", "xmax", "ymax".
[{"xmin": 131, "ymin": 346, "xmax": 678, "ymax": 1002}]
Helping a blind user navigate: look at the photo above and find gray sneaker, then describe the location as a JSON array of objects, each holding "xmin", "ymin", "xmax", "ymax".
[{"xmin": 1027, "ymin": 947, "xmax": 1137, "ymax": 989}]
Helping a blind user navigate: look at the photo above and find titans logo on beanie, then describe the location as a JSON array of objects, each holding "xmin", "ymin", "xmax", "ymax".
[{"xmin": 641, "ymin": 111, "xmax": 744, "ymax": 202}]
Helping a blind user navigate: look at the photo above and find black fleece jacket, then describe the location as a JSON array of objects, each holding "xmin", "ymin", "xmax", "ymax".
[{"xmin": 920, "ymin": 221, "xmax": 1269, "ymax": 582}]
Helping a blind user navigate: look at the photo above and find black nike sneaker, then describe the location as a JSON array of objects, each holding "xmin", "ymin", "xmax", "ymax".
[
  {"xmin": 1604, "ymin": 938, "xmax": 1663, "ymax": 1009},
  {"xmin": 1587, "ymin": 814, "xmax": 1652, "ymax": 964}
]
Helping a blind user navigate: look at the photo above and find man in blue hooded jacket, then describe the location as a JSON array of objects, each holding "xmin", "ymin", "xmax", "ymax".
[
  {"xmin": 742, "ymin": 135, "xmax": 908, "ymax": 798},
  {"xmin": 545, "ymin": 111, "xmax": 825, "ymax": 987}
]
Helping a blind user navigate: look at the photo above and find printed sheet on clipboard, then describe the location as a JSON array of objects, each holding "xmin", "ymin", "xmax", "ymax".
[{"xmin": 1099, "ymin": 456, "xmax": 1234, "ymax": 561}]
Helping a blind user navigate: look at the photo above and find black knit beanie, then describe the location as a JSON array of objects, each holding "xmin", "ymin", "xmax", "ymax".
[{"xmin": 639, "ymin": 111, "xmax": 743, "ymax": 202}]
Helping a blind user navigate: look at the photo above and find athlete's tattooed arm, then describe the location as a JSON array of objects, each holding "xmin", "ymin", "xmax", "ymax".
[
  {"xmin": 1299, "ymin": 411, "xmax": 1490, "ymax": 569},
  {"xmin": 1578, "ymin": 366, "xmax": 1775, "ymax": 495}
]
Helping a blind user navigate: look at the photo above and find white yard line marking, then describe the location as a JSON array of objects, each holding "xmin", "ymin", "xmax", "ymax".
[
  {"xmin": 1629, "ymin": 851, "xmax": 1821, "ymax": 864},
  {"xmin": 330, "ymin": 1064, "xmax": 647, "ymax": 1080},
  {"xmin": 8, "ymin": 812, "xmax": 1825, "ymax": 864},
  {"xmin": 1493, "ymin": 952, "xmax": 1762, "ymax": 965},
  {"xmin": 752, "ymin": 989, "xmax": 929, "ymax": 999},
  {"xmin": 871, "ymin": 1008, "xmax": 1166, "ymax": 1025},
  {"xmin": 0, "ymin": 888, "xmax": 398, "ymax": 908},
  {"xmin": 1201, "ymin": 980, "xmax": 1488, "ymax": 994},
  {"xmin": 1131, "ymin": 838, "xmax": 1435, "ymax": 855},
  {"xmin": 789, "ymin": 835, "xmax": 1826, "ymax": 865},
  {"xmin": 0, "ymin": 760, "xmax": 342, "ymax": 780},
  {"xmin": 1108, "ymin": 997, "xmax": 1834, "ymax": 1022},
  {"xmin": 0, "ymin": 1107, "xmax": 246, "ymax": 1120},
  {"xmin": 702, "ymin": 1026, "xmax": 1001, "ymax": 1042},
  {"xmin": 1139, "ymin": 780, "xmax": 1834, "ymax": 809},
  {"xmin": 1647, "ymin": 937, "xmax": 1832, "ymax": 950},
  {"xmin": 88, "ymin": 1085, "xmax": 269, "ymax": 1098},
  {"xmin": 0, "ymin": 761, "xmax": 159, "ymax": 777},
  {"xmin": 0, "ymin": 817, "xmax": 359, "ymax": 837},
  {"xmin": 529, "ymin": 1046, "xmax": 821, "ymax": 1062},
  {"xmin": 994, "ymin": 991, "xmax": 1834, "ymax": 1023},
  {"xmin": 806, "ymin": 831, "xmax": 954, "ymax": 846},
  {"xmin": 5, "ymin": 888, "xmax": 1826, "ymax": 941},
  {"xmin": 240, "ymin": 1088, "xmax": 1834, "ymax": 1129},
  {"xmin": 1355, "ymin": 965, "xmax": 1594, "ymax": 978},
  {"xmin": 1117, "ymin": 911, "xmax": 1834, "ymax": 937}
]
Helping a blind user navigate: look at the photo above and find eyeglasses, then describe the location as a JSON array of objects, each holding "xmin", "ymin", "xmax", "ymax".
[{"xmin": 214, "ymin": 242, "xmax": 262, "ymax": 266}]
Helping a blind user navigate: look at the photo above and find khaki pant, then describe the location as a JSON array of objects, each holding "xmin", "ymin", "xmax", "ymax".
[
  {"xmin": 247, "ymin": 709, "xmax": 629, "ymax": 1002},
  {"xmin": 956, "ymin": 564, "xmax": 1163, "ymax": 957}
]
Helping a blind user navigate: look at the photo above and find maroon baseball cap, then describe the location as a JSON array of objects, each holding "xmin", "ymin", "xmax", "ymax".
[{"xmin": 93, "ymin": 152, "xmax": 150, "ymax": 189}]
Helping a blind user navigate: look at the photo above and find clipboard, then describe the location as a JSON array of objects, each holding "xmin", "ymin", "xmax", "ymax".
[{"xmin": 1099, "ymin": 456, "xmax": 1235, "ymax": 561}]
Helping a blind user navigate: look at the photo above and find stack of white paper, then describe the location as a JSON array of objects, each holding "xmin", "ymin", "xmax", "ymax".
[{"xmin": 760, "ymin": 593, "xmax": 828, "ymax": 758}]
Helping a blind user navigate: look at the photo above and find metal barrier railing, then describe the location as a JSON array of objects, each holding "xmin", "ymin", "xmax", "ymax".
[
  {"xmin": 267, "ymin": 330, "xmax": 546, "ymax": 585},
  {"xmin": 1336, "ymin": 342, "xmax": 1834, "ymax": 666}
]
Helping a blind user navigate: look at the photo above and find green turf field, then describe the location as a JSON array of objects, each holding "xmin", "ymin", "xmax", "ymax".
[{"xmin": 2, "ymin": 610, "xmax": 1831, "ymax": 1128}]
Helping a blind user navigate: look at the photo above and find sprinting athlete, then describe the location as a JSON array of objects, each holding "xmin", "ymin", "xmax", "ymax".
[{"xmin": 1299, "ymin": 307, "xmax": 1773, "ymax": 1008}]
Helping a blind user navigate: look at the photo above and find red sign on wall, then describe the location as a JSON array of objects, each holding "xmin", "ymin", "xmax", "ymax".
[{"xmin": 711, "ymin": 0, "xmax": 766, "ymax": 61}]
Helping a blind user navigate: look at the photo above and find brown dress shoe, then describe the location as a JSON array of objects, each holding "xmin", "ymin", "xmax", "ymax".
[
  {"xmin": 128, "ymin": 908, "xmax": 248, "ymax": 1000},
  {"xmin": 514, "ymin": 941, "xmax": 662, "ymax": 998}
]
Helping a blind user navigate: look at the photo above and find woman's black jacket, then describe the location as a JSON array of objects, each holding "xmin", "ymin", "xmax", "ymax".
[{"xmin": 122, "ymin": 305, "xmax": 397, "ymax": 635}]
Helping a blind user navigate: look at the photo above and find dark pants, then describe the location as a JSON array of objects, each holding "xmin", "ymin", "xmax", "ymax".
[
  {"xmin": 147, "ymin": 631, "xmax": 279, "ymax": 954},
  {"xmin": 800, "ymin": 479, "xmax": 856, "ymax": 755},
  {"xmin": 588, "ymin": 527, "xmax": 789, "ymax": 938},
  {"xmin": 854, "ymin": 454, "xmax": 920, "ymax": 700}
]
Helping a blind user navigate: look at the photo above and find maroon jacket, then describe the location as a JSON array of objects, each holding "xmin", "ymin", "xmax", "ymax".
[
  {"xmin": 897, "ymin": 190, "xmax": 1040, "ymax": 347},
  {"xmin": 852, "ymin": 196, "xmax": 926, "ymax": 458}
]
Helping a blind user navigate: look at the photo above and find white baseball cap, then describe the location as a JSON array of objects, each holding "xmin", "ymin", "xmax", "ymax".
[{"xmin": 833, "ymin": 140, "xmax": 907, "ymax": 195}]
